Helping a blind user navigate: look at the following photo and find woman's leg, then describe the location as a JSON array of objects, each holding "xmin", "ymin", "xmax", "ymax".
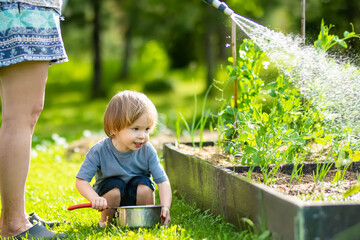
[{"xmin": 0, "ymin": 61, "xmax": 49, "ymax": 238}]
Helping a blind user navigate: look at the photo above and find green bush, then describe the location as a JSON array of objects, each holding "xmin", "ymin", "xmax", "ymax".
[{"xmin": 219, "ymin": 39, "xmax": 328, "ymax": 166}]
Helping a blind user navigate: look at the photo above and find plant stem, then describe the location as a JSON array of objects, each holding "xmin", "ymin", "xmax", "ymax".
[
  {"xmin": 232, "ymin": 20, "xmax": 238, "ymax": 110},
  {"xmin": 301, "ymin": 0, "xmax": 306, "ymax": 45}
]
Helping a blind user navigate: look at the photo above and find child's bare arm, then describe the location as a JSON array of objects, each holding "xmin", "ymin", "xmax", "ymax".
[
  {"xmin": 157, "ymin": 180, "xmax": 172, "ymax": 225},
  {"xmin": 75, "ymin": 178, "xmax": 107, "ymax": 210}
]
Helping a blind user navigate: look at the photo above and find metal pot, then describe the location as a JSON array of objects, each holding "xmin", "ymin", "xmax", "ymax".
[
  {"xmin": 68, "ymin": 203, "xmax": 162, "ymax": 228},
  {"xmin": 116, "ymin": 205, "xmax": 162, "ymax": 228}
]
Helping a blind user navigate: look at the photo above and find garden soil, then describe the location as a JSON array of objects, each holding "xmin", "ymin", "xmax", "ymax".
[
  {"xmin": 177, "ymin": 143, "xmax": 360, "ymax": 202},
  {"xmin": 67, "ymin": 131, "xmax": 360, "ymax": 202}
]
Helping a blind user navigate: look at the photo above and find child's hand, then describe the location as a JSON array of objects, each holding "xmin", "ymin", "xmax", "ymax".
[
  {"xmin": 91, "ymin": 197, "xmax": 108, "ymax": 211},
  {"xmin": 160, "ymin": 207, "xmax": 171, "ymax": 226}
]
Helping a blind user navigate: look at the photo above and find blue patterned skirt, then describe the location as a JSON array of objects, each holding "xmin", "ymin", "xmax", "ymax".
[{"xmin": 0, "ymin": 2, "xmax": 68, "ymax": 67}]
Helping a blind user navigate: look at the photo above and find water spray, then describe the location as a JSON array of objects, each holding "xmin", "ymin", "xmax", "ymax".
[
  {"xmin": 202, "ymin": 0, "xmax": 234, "ymax": 17},
  {"xmin": 203, "ymin": 0, "xmax": 238, "ymax": 109}
]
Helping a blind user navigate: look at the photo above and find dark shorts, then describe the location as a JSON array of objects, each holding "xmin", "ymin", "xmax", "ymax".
[{"xmin": 96, "ymin": 176, "xmax": 155, "ymax": 206}]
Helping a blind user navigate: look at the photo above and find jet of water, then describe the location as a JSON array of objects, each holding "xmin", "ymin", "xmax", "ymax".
[{"xmin": 231, "ymin": 13, "xmax": 360, "ymax": 138}]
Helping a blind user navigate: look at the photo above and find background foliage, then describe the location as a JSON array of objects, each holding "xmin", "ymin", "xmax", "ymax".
[
  {"xmin": 61, "ymin": 0, "xmax": 360, "ymax": 99},
  {"xmin": 32, "ymin": 0, "xmax": 359, "ymax": 140}
]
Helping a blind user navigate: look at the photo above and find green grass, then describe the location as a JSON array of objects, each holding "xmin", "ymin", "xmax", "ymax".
[
  {"xmin": 3, "ymin": 140, "xmax": 264, "ymax": 239},
  {"xmin": 1, "ymin": 57, "xmax": 270, "ymax": 239}
]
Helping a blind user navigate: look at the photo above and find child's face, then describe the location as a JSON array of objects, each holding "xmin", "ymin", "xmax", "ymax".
[{"xmin": 111, "ymin": 114, "xmax": 153, "ymax": 152}]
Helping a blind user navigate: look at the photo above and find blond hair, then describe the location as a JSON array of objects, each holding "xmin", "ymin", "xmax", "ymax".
[{"xmin": 104, "ymin": 91, "xmax": 158, "ymax": 138}]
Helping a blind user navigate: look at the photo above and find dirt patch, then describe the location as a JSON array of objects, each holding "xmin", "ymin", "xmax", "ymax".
[
  {"xmin": 244, "ymin": 169, "xmax": 360, "ymax": 202},
  {"xmin": 177, "ymin": 144, "xmax": 360, "ymax": 203},
  {"xmin": 178, "ymin": 144, "xmax": 236, "ymax": 166}
]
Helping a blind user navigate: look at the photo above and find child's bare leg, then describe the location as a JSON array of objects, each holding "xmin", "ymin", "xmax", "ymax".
[
  {"xmin": 99, "ymin": 188, "xmax": 121, "ymax": 227},
  {"xmin": 136, "ymin": 184, "xmax": 155, "ymax": 205}
]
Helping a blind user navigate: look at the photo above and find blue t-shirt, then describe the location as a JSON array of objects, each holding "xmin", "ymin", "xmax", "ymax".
[{"xmin": 76, "ymin": 138, "xmax": 168, "ymax": 192}]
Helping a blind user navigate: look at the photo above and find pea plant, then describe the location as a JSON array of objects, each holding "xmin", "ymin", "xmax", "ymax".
[
  {"xmin": 314, "ymin": 19, "xmax": 360, "ymax": 52},
  {"xmin": 219, "ymin": 39, "xmax": 329, "ymax": 167}
]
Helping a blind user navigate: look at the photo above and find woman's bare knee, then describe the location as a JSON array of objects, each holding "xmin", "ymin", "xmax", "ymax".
[
  {"xmin": 1, "ymin": 103, "xmax": 44, "ymax": 133},
  {"xmin": 0, "ymin": 61, "xmax": 48, "ymax": 133},
  {"xmin": 29, "ymin": 103, "xmax": 44, "ymax": 130}
]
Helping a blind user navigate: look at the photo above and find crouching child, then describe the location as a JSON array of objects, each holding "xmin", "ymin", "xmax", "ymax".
[{"xmin": 75, "ymin": 90, "xmax": 172, "ymax": 227}]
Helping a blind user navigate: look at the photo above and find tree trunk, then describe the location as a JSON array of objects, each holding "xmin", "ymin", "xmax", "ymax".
[
  {"xmin": 120, "ymin": 23, "xmax": 132, "ymax": 79},
  {"xmin": 91, "ymin": 0, "xmax": 103, "ymax": 98}
]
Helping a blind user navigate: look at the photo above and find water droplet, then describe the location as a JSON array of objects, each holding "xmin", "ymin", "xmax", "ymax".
[{"xmin": 232, "ymin": 13, "xmax": 360, "ymax": 139}]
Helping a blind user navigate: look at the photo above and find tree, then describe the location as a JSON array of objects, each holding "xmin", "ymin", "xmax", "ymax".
[{"xmin": 92, "ymin": 0, "xmax": 103, "ymax": 98}]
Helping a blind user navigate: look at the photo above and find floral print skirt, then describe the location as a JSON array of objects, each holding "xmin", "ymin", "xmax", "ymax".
[{"xmin": 0, "ymin": 2, "xmax": 68, "ymax": 67}]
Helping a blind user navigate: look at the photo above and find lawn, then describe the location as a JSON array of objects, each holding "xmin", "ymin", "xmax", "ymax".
[
  {"xmin": 20, "ymin": 139, "xmax": 262, "ymax": 239},
  {"xmin": 1, "ymin": 57, "xmax": 269, "ymax": 239}
]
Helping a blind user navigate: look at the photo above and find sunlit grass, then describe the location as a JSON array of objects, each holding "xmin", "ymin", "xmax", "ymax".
[
  {"xmin": 0, "ymin": 48, "xmax": 270, "ymax": 239},
  {"xmin": 0, "ymin": 53, "xmax": 269, "ymax": 237},
  {"xmin": 6, "ymin": 139, "xmax": 258, "ymax": 239}
]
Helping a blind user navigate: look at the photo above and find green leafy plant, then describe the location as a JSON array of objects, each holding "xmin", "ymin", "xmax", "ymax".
[
  {"xmin": 343, "ymin": 169, "xmax": 360, "ymax": 199},
  {"xmin": 313, "ymin": 161, "xmax": 333, "ymax": 185},
  {"xmin": 217, "ymin": 19, "xmax": 360, "ymax": 171},
  {"xmin": 238, "ymin": 218, "xmax": 272, "ymax": 240},
  {"xmin": 247, "ymin": 165, "xmax": 256, "ymax": 179},
  {"xmin": 332, "ymin": 163, "xmax": 351, "ymax": 185},
  {"xmin": 178, "ymin": 85, "xmax": 212, "ymax": 148},
  {"xmin": 260, "ymin": 161, "xmax": 283, "ymax": 185},
  {"xmin": 312, "ymin": 145, "xmax": 335, "ymax": 184},
  {"xmin": 343, "ymin": 183, "xmax": 360, "ymax": 199},
  {"xmin": 314, "ymin": 19, "xmax": 360, "ymax": 52},
  {"xmin": 175, "ymin": 116, "xmax": 181, "ymax": 148},
  {"xmin": 289, "ymin": 161, "xmax": 304, "ymax": 188},
  {"xmin": 331, "ymin": 142, "xmax": 352, "ymax": 185},
  {"xmin": 219, "ymin": 39, "xmax": 330, "ymax": 167}
]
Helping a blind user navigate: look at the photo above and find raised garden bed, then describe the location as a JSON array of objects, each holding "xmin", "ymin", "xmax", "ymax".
[{"xmin": 163, "ymin": 142, "xmax": 360, "ymax": 240}]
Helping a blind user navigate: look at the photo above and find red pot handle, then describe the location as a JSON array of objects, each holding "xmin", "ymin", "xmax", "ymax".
[{"xmin": 67, "ymin": 203, "xmax": 92, "ymax": 211}]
